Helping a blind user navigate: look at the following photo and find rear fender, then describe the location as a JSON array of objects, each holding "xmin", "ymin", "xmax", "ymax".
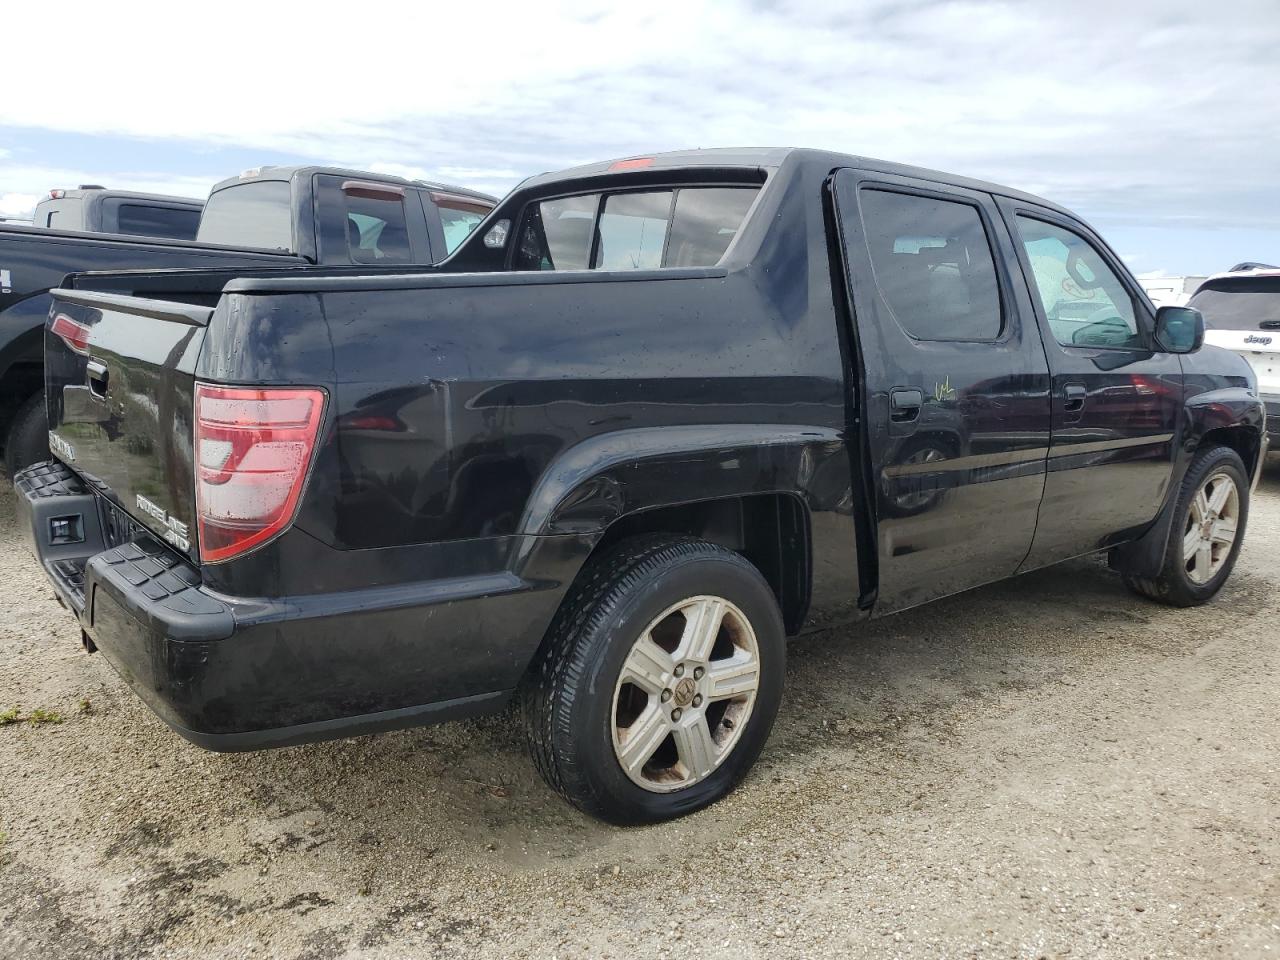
[{"xmin": 515, "ymin": 424, "xmax": 848, "ymax": 540}]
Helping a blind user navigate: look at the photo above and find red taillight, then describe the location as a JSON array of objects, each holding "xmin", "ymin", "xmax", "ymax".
[
  {"xmin": 194, "ymin": 383, "xmax": 326, "ymax": 563},
  {"xmin": 50, "ymin": 313, "xmax": 91, "ymax": 354}
]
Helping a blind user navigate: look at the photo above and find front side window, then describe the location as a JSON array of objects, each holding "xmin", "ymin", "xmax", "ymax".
[
  {"xmin": 859, "ymin": 189, "xmax": 1002, "ymax": 341},
  {"xmin": 197, "ymin": 181, "xmax": 293, "ymax": 251},
  {"xmin": 514, "ymin": 186, "xmax": 758, "ymax": 271},
  {"xmin": 1015, "ymin": 216, "xmax": 1142, "ymax": 349},
  {"xmin": 437, "ymin": 199, "xmax": 490, "ymax": 255}
]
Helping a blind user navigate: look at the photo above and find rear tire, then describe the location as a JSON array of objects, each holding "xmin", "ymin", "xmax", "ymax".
[
  {"xmin": 521, "ymin": 535, "xmax": 785, "ymax": 824},
  {"xmin": 4, "ymin": 392, "xmax": 48, "ymax": 478},
  {"xmin": 1124, "ymin": 445, "xmax": 1249, "ymax": 607}
]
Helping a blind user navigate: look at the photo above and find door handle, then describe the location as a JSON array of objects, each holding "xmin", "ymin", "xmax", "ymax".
[
  {"xmin": 890, "ymin": 387, "xmax": 924, "ymax": 423},
  {"xmin": 1062, "ymin": 383, "xmax": 1087, "ymax": 413},
  {"xmin": 86, "ymin": 358, "xmax": 109, "ymax": 400}
]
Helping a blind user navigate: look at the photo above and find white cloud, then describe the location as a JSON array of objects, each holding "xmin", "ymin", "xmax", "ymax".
[
  {"xmin": 0, "ymin": 0, "xmax": 1276, "ymax": 233},
  {"xmin": 0, "ymin": 191, "xmax": 39, "ymax": 219}
]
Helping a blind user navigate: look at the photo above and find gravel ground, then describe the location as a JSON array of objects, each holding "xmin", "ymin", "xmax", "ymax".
[{"xmin": 1, "ymin": 462, "xmax": 1278, "ymax": 960}]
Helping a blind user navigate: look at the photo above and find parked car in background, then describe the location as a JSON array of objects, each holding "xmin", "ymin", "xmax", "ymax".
[
  {"xmin": 1188, "ymin": 264, "xmax": 1280, "ymax": 447},
  {"xmin": 34, "ymin": 187, "xmax": 204, "ymax": 240},
  {"xmin": 17, "ymin": 147, "xmax": 1265, "ymax": 825},
  {"xmin": 1137, "ymin": 274, "xmax": 1208, "ymax": 308},
  {"xmin": 0, "ymin": 166, "xmax": 495, "ymax": 474}
]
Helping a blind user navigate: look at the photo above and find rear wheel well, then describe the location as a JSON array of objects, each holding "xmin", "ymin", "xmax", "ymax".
[
  {"xmin": 1198, "ymin": 425, "xmax": 1261, "ymax": 477},
  {"xmin": 588, "ymin": 494, "xmax": 811, "ymax": 635},
  {"xmin": 0, "ymin": 359, "xmax": 44, "ymax": 448}
]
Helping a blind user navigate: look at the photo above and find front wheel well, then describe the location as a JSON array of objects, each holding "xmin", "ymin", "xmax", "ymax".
[{"xmin": 587, "ymin": 493, "xmax": 811, "ymax": 635}]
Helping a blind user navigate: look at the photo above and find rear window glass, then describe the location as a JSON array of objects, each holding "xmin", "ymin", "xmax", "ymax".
[
  {"xmin": 343, "ymin": 191, "xmax": 411, "ymax": 264},
  {"xmin": 113, "ymin": 203, "xmax": 201, "ymax": 241},
  {"xmin": 197, "ymin": 180, "xmax": 293, "ymax": 251},
  {"xmin": 1188, "ymin": 281, "xmax": 1280, "ymax": 331},
  {"xmin": 514, "ymin": 186, "xmax": 758, "ymax": 271},
  {"xmin": 860, "ymin": 189, "xmax": 1002, "ymax": 341}
]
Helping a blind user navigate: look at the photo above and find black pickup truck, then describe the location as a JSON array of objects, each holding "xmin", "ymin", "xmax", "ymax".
[
  {"xmin": 18, "ymin": 148, "xmax": 1266, "ymax": 824},
  {"xmin": 0, "ymin": 166, "xmax": 494, "ymax": 474},
  {"xmin": 33, "ymin": 187, "xmax": 204, "ymax": 239}
]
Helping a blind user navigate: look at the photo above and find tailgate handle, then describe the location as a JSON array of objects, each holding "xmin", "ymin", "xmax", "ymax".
[{"xmin": 86, "ymin": 359, "xmax": 109, "ymax": 399}]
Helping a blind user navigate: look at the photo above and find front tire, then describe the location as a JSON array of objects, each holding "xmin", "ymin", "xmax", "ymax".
[
  {"xmin": 521, "ymin": 536, "xmax": 785, "ymax": 824},
  {"xmin": 1124, "ymin": 445, "xmax": 1249, "ymax": 607}
]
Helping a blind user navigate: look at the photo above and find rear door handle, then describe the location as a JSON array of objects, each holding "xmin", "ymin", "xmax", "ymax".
[
  {"xmin": 889, "ymin": 387, "xmax": 924, "ymax": 427},
  {"xmin": 86, "ymin": 358, "xmax": 109, "ymax": 400},
  {"xmin": 1063, "ymin": 383, "xmax": 1087, "ymax": 413}
]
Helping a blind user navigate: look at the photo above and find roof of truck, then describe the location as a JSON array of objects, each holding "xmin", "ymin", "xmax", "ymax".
[
  {"xmin": 523, "ymin": 147, "xmax": 1071, "ymax": 216},
  {"xmin": 35, "ymin": 188, "xmax": 203, "ymax": 207},
  {"xmin": 209, "ymin": 166, "xmax": 498, "ymax": 203}
]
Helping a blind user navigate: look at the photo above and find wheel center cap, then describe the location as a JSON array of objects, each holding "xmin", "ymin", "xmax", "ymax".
[{"xmin": 673, "ymin": 677, "xmax": 697, "ymax": 707}]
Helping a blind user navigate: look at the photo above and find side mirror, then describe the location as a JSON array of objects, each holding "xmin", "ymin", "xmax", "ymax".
[{"xmin": 1154, "ymin": 305, "xmax": 1204, "ymax": 354}]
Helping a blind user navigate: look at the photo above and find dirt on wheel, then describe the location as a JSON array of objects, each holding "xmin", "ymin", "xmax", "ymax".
[{"xmin": 2, "ymin": 462, "xmax": 1279, "ymax": 959}]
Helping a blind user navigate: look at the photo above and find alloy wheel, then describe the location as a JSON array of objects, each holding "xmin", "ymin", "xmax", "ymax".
[{"xmin": 610, "ymin": 596, "xmax": 761, "ymax": 793}]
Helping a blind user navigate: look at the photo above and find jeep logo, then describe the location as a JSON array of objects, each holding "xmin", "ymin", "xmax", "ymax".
[{"xmin": 1244, "ymin": 334, "xmax": 1273, "ymax": 346}]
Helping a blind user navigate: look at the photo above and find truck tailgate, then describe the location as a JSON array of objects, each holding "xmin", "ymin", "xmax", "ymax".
[{"xmin": 45, "ymin": 289, "xmax": 210, "ymax": 559}]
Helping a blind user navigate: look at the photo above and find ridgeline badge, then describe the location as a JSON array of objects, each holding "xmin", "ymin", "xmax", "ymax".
[{"xmin": 135, "ymin": 494, "xmax": 191, "ymax": 552}]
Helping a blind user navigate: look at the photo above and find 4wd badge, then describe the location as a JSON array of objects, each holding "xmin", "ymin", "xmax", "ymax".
[{"xmin": 48, "ymin": 431, "xmax": 75, "ymax": 462}]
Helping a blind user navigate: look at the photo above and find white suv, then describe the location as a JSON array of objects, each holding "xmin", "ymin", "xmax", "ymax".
[{"xmin": 1188, "ymin": 264, "xmax": 1280, "ymax": 446}]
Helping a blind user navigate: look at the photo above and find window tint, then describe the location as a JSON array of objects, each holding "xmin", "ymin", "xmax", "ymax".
[
  {"xmin": 1188, "ymin": 280, "xmax": 1280, "ymax": 330},
  {"xmin": 114, "ymin": 204, "xmax": 201, "ymax": 241},
  {"xmin": 1015, "ymin": 216, "xmax": 1141, "ymax": 348},
  {"xmin": 515, "ymin": 186, "xmax": 759, "ymax": 271},
  {"xmin": 860, "ymin": 190, "xmax": 1002, "ymax": 340},
  {"xmin": 595, "ymin": 191, "xmax": 672, "ymax": 269},
  {"xmin": 515, "ymin": 194, "xmax": 599, "ymax": 270},
  {"xmin": 197, "ymin": 181, "xmax": 293, "ymax": 251},
  {"xmin": 343, "ymin": 192, "xmax": 412, "ymax": 264},
  {"xmin": 665, "ymin": 188, "xmax": 757, "ymax": 267},
  {"xmin": 437, "ymin": 201, "xmax": 488, "ymax": 254}
]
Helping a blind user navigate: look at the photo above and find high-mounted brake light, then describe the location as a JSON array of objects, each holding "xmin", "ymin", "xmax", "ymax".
[
  {"xmin": 194, "ymin": 383, "xmax": 326, "ymax": 563},
  {"xmin": 50, "ymin": 313, "xmax": 91, "ymax": 354},
  {"xmin": 49, "ymin": 189, "xmax": 65, "ymax": 199},
  {"xmin": 609, "ymin": 157, "xmax": 655, "ymax": 171}
]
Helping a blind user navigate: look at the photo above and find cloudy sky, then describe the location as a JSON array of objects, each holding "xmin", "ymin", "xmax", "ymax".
[{"xmin": 2, "ymin": 0, "xmax": 1277, "ymax": 275}]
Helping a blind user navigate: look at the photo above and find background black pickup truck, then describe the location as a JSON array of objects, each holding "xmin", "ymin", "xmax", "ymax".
[
  {"xmin": 33, "ymin": 186, "xmax": 205, "ymax": 240},
  {"xmin": 19, "ymin": 148, "xmax": 1266, "ymax": 825},
  {"xmin": 0, "ymin": 166, "xmax": 494, "ymax": 474}
]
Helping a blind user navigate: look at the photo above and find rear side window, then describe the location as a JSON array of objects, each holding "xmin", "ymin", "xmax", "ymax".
[
  {"xmin": 1188, "ymin": 280, "xmax": 1280, "ymax": 331},
  {"xmin": 197, "ymin": 181, "xmax": 293, "ymax": 251},
  {"xmin": 515, "ymin": 194, "xmax": 599, "ymax": 270},
  {"xmin": 514, "ymin": 186, "xmax": 758, "ymax": 271},
  {"xmin": 1015, "ymin": 216, "xmax": 1142, "ymax": 349},
  {"xmin": 860, "ymin": 190, "xmax": 1002, "ymax": 341},
  {"xmin": 343, "ymin": 191, "xmax": 412, "ymax": 264},
  {"xmin": 113, "ymin": 204, "xmax": 201, "ymax": 240}
]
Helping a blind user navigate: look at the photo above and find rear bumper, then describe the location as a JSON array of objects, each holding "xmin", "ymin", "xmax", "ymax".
[
  {"xmin": 1265, "ymin": 397, "xmax": 1280, "ymax": 443},
  {"xmin": 16, "ymin": 461, "xmax": 553, "ymax": 751}
]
